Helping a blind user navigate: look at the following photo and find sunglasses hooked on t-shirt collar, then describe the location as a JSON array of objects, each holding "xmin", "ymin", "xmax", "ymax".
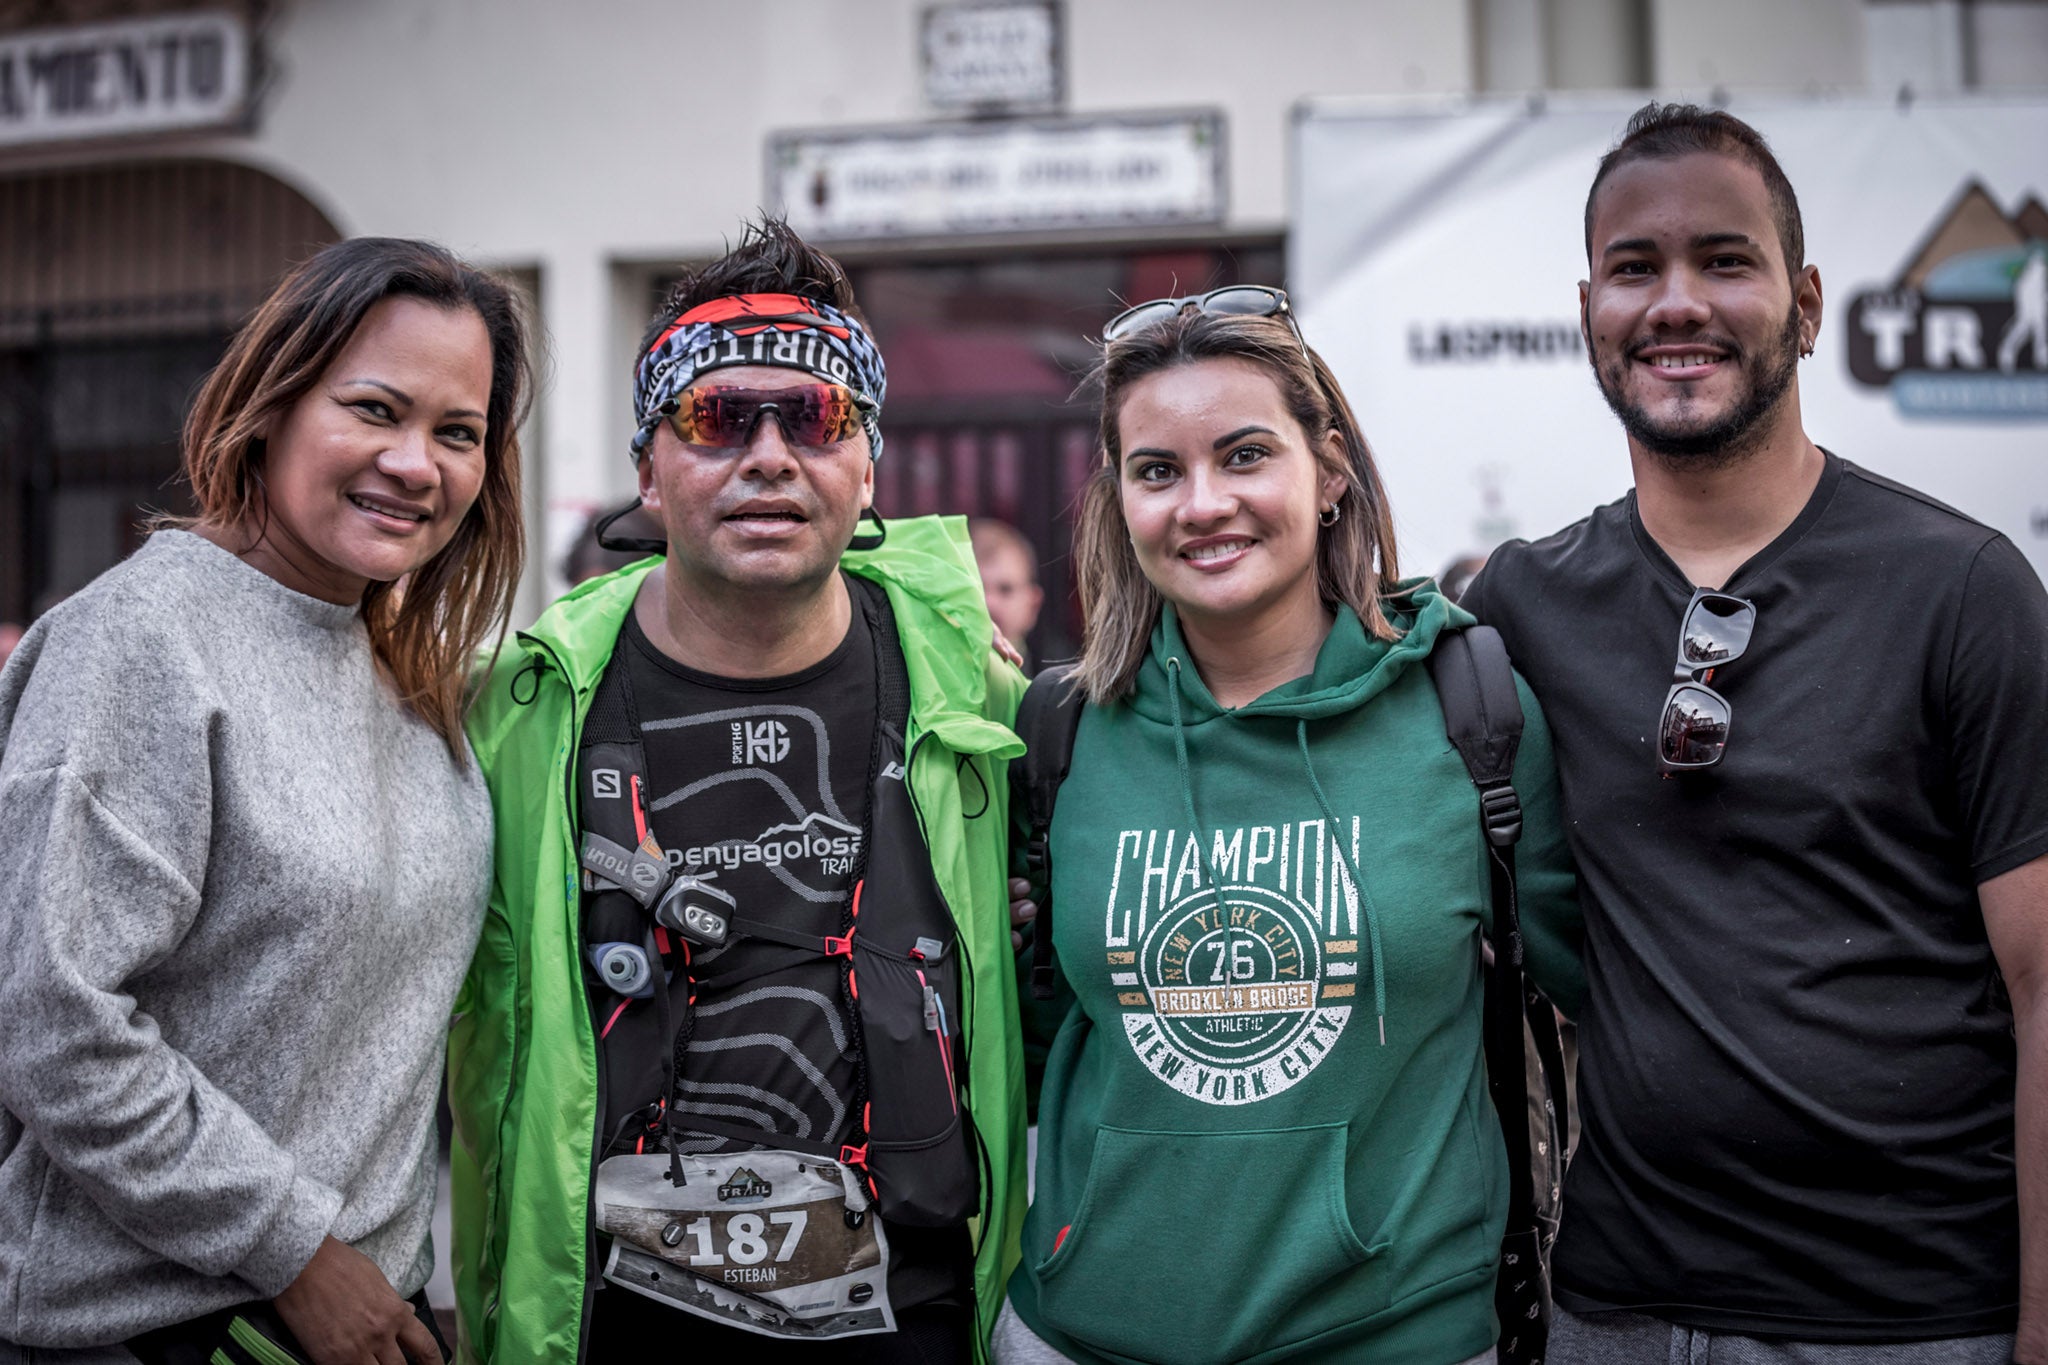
[{"xmin": 1656, "ymin": 587, "xmax": 1757, "ymax": 775}]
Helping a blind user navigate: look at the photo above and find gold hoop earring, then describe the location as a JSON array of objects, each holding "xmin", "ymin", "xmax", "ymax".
[{"xmin": 1319, "ymin": 504, "xmax": 1342, "ymax": 528}]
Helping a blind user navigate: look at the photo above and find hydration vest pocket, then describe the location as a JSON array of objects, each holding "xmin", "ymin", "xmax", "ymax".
[{"xmin": 852, "ymin": 933, "xmax": 978, "ymax": 1227}]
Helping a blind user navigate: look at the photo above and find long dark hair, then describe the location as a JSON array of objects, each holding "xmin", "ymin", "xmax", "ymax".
[
  {"xmin": 1073, "ymin": 306, "xmax": 1402, "ymax": 703},
  {"xmin": 177, "ymin": 236, "xmax": 532, "ymax": 759}
]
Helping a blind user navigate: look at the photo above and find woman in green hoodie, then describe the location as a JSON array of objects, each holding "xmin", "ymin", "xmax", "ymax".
[{"xmin": 994, "ymin": 291, "xmax": 1583, "ymax": 1365}]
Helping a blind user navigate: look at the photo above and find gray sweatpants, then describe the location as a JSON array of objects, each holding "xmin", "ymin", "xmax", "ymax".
[{"xmin": 1550, "ymin": 1307, "xmax": 2016, "ymax": 1364}]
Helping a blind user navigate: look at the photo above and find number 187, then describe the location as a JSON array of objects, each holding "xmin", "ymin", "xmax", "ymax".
[{"xmin": 681, "ymin": 1210, "xmax": 808, "ymax": 1266}]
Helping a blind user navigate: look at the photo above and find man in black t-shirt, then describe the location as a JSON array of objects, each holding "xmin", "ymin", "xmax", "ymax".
[{"xmin": 1464, "ymin": 104, "xmax": 2048, "ymax": 1364}]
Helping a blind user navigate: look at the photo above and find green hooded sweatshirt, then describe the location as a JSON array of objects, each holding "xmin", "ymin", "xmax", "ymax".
[
  {"xmin": 1007, "ymin": 585, "xmax": 1582, "ymax": 1365},
  {"xmin": 448, "ymin": 516, "xmax": 1030, "ymax": 1364}
]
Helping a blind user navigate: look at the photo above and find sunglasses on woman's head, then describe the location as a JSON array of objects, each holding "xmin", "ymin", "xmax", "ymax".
[
  {"xmin": 664, "ymin": 382, "xmax": 873, "ymax": 449},
  {"xmin": 1102, "ymin": 285, "xmax": 1309, "ymax": 357}
]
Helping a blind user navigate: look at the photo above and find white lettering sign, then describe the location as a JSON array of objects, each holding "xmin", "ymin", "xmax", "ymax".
[
  {"xmin": 0, "ymin": 12, "xmax": 249, "ymax": 149},
  {"xmin": 770, "ymin": 113, "xmax": 1226, "ymax": 241},
  {"xmin": 922, "ymin": 2, "xmax": 1059, "ymax": 111}
]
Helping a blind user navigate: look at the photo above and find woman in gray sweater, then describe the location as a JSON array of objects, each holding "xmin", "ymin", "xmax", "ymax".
[{"xmin": 0, "ymin": 239, "xmax": 530, "ymax": 1365}]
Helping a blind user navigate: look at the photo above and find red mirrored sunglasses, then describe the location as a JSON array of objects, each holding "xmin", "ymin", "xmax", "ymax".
[{"xmin": 665, "ymin": 383, "xmax": 873, "ymax": 449}]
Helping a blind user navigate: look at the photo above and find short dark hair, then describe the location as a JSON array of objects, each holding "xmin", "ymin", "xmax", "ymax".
[
  {"xmin": 637, "ymin": 216, "xmax": 867, "ymax": 363},
  {"xmin": 1584, "ymin": 102, "xmax": 1805, "ymax": 276}
]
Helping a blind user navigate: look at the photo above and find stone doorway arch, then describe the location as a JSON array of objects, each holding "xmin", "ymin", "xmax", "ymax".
[{"xmin": 0, "ymin": 157, "xmax": 339, "ymax": 620}]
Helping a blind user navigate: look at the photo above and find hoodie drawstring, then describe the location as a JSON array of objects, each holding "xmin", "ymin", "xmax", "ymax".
[
  {"xmin": 1165, "ymin": 657, "xmax": 1388, "ymax": 1047},
  {"xmin": 1164, "ymin": 659, "xmax": 1206, "ymax": 855},
  {"xmin": 1297, "ymin": 719, "xmax": 1389, "ymax": 1046},
  {"xmin": 1165, "ymin": 658, "xmax": 1237, "ymax": 972}
]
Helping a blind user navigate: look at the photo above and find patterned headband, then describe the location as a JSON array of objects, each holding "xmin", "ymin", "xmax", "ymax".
[{"xmin": 630, "ymin": 292, "xmax": 888, "ymax": 461}]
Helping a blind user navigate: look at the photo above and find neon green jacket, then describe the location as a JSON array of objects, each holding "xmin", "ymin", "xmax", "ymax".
[{"xmin": 448, "ymin": 516, "xmax": 1029, "ymax": 1363}]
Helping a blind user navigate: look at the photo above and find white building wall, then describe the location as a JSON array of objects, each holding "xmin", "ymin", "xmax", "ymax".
[
  {"xmin": 10, "ymin": 0, "xmax": 2031, "ymax": 614},
  {"xmin": 1649, "ymin": 0, "xmax": 1869, "ymax": 92}
]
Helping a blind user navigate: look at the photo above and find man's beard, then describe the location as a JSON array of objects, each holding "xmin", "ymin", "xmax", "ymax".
[{"xmin": 1591, "ymin": 304, "xmax": 1801, "ymax": 469}]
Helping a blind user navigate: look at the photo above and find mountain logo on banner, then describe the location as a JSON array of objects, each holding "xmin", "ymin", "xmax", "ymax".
[{"xmin": 1847, "ymin": 180, "xmax": 2048, "ymax": 420}]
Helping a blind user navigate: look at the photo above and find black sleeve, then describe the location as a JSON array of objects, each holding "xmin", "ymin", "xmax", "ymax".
[
  {"xmin": 1944, "ymin": 534, "xmax": 2048, "ymax": 882},
  {"xmin": 1010, "ymin": 763, "xmax": 1076, "ymax": 1120},
  {"xmin": 1458, "ymin": 554, "xmax": 1496, "ymax": 621},
  {"xmin": 1454, "ymin": 543, "xmax": 1527, "ymax": 662}
]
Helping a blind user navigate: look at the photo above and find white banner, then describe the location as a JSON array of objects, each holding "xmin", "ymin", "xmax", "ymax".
[
  {"xmin": 0, "ymin": 12, "xmax": 249, "ymax": 148},
  {"xmin": 769, "ymin": 112, "xmax": 1225, "ymax": 241},
  {"xmin": 1291, "ymin": 95, "xmax": 2048, "ymax": 582}
]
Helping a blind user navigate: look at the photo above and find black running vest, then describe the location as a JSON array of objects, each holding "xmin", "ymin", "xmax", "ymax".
[{"xmin": 574, "ymin": 579, "xmax": 979, "ymax": 1228}]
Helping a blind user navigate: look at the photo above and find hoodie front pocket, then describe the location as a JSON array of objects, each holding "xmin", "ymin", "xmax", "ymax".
[{"xmin": 1033, "ymin": 1123, "xmax": 1378, "ymax": 1365}]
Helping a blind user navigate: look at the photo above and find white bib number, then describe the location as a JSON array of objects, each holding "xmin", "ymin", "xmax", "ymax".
[{"xmin": 595, "ymin": 1150, "xmax": 895, "ymax": 1340}]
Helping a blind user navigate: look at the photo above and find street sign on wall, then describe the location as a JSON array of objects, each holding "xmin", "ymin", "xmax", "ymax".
[
  {"xmin": 769, "ymin": 111, "xmax": 1225, "ymax": 241},
  {"xmin": 922, "ymin": 1, "xmax": 1061, "ymax": 113},
  {"xmin": 0, "ymin": 11, "xmax": 250, "ymax": 149}
]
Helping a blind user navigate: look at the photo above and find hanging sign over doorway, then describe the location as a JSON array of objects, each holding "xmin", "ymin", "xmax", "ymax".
[
  {"xmin": 921, "ymin": 1, "xmax": 1062, "ymax": 113},
  {"xmin": 0, "ymin": 11, "xmax": 251, "ymax": 150},
  {"xmin": 769, "ymin": 111, "xmax": 1226, "ymax": 241}
]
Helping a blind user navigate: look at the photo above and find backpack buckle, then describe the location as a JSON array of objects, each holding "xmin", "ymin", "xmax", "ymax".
[
  {"xmin": 1024, "ymin": 832, "xmax": 1049, "ymax": 877},
  {"xmin": 824, "ymin": 934, "xmax": 855, "ymax": 958},
  {"xmin": 1480, "ymin": 784, "xmax": 1523, "ymax": 848}
]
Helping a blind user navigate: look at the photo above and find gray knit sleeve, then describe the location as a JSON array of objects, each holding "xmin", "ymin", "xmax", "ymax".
[{"xmin": 0, "ymin": 606, "xmax": 343, "ymax": 1296}]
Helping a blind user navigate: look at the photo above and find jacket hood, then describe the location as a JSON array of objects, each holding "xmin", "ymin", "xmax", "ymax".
[
  {"xmin": 517, "ymin": 554, "xmax": 655, "ymax": 691},
  {"xmin": 1126, "ymin": 577, "xmax": 1467, "ymax": 726},
  {"xmin": 513, "ymin": 514, "xmax": 1017, "ymax": 757}
]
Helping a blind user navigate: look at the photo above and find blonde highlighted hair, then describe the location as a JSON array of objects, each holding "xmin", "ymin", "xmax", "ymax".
[
  {"xmin": 1072, "ymin": 306, "xmax": 1401, "ymax": 703},
  {"xmin": 176, "ymin": 237, "xmax": 532, "ymax": 760}
]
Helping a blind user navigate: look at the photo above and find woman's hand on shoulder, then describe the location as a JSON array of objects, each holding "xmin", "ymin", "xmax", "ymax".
[{"xmin": 273, "ymin": 1235, "xmax": 442, "ymax": 1365}]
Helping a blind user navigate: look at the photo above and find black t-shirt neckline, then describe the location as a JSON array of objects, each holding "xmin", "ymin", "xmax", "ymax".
[
  {"xmin": 1625, "ymin": 447, "xmax": 1846, "ymax": 595},
  {"xmin": 622, "ymin": 575, "xmax": 860, "ymax": 693}
]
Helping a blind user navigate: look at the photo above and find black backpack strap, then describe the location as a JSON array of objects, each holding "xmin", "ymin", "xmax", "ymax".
[
  {"xmin": 578, "ymin": 631, "xmax": 658, "ymax": 901},
  {"xmin": 1014, "ymin": 663, "xmax": 1084, "ymax": 1002},
  {"xmin": 851, "ymin": 574, "xmax": 912, "ymax": 738},
  {"xmin": 1427, "ymin": 624, "xmax": 1560, "ymax": 1364},
  {"xmin": 1427, "ymin": 624, "xmax": 1524, "ymax": 846}
]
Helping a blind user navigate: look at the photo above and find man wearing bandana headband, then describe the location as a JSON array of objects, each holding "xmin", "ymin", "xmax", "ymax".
[{"xmin": 449, "ymin": 220, "xmax": 1030, "ymax": 1364}]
